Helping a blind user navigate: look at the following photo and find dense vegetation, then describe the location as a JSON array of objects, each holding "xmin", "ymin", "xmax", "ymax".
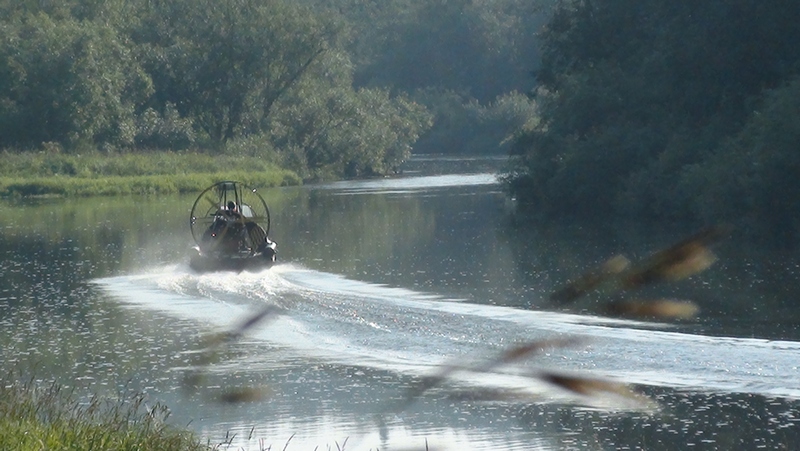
[
  {"xmin": 0, "ymin": 0, "xmax": 428, "ymax": 181},
  {"xmin": 0, "ymin": 0, "xmax": 546, "ymax": 189},
  {"xmin": 3, "ymin": 0, "xmax": 796, "ymax": 236},
  {"xmin": 506, "ymin": 0, "xmax": 800, "ymax": 237},
  {"xmin": 0, "ymin": 151, "xmax": 301, "ymax": 196},
  {"xmin": 0, "ymin": 378, "xmax": 213, "ymax": 451},
  {"xmin": 302, "ymin": 0, "xmax": 546, "ymax": 155}
]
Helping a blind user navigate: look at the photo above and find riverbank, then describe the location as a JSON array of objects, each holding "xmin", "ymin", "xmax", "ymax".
[
  {"xmin": 0, "ymin": 377, "xmax": 214, "ymax": 451},
  {"xmin": 0, "ymin": 151, "xmax": 301, "ymax": 197}
]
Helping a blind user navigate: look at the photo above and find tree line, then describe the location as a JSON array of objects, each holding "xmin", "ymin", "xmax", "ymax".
[
  {"xmin": 506, "ymin": 0, "xmax": 800, "ymax": 238},
  {"xmin": 0, "ymin": 0, "xmax": 547, "ymax": 181},
  {"xmin": 9, "ymin": 0, "xmax": 793, "ymax": 236}
]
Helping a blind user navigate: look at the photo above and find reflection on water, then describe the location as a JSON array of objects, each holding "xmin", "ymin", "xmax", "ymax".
[
  {"xmin": 2, "ymin": 156, "xmax": 800, "ymax": 449},
  {"xmin": 314, "ymin": 173, "xmax": 499, "ymax": 194}
]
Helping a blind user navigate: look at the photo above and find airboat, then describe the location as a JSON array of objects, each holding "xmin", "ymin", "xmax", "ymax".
[{"xmin": 188, "ymin": 181, "xmax": 277, "ymax": 272}]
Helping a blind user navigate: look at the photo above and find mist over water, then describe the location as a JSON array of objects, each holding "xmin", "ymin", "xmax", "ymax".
[{"xmin": 4, "ymin": 157, "xmax": 800, "ymax": 449}]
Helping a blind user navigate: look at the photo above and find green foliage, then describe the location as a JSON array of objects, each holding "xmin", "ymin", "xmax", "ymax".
[
  {"xmin": 0, "ymin": 151, "xmax": 288, "ymax": 178},
  {"xmin": 268, "ymin": 50, "xmax": 433, "ymax": 180},
  {"xmin": 684, "ymin": 77, "xmax": 800, "ymax": 234},
  {"xmin": 1, "ymin": 0, "xmax": 557, "ymax": 182},
  {"xmin": 0, "ymin": 13, "xmax": 152, "ymax": 150},
  {"xmin": 134, "ymin": 103, "xmax": 196, "ymax": 150},
  {"xmin": 0, "ymin": 378, "xmax": 212, "ymax": 451},
  {"xmin": 1, "ymin": 0, "xmax": 454, "ymax": 180},
  {"xmin": 299, "ymin": 0, "xmax": 551, "ymax": 156},
  {"xmin": 137, "ymin": 0, "xmax": 338, "ymax": 146},
  {"xmin": 507, "ymin": 0, "xmax": 800, "ymax": 235},
  {"xmin": 0, "ymin": 172, "xmax": 299, "ymax": 198},
  {"xmin": 412, "ymin": 89, "xmax": 538, "ymax": 155},
  {"xmin": 319, "ymin": 0, "xmax": 551, "ymax": 102},
  {"xmin": 0, "ymin": 151, "xmax": 300, "ymax": 197}
]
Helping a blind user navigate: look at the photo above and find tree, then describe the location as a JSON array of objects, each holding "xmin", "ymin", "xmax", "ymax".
[
  {"xmin": 507, "ymin": 0, "xmax": 800, "ymax": 227},
  {"xmin": 344, "ymin": 0, "xmax": 550, "ymax": 102},
  {"xmin": 0, "ymin": 13, "xmax": 152, "ymax": 150},
  {"xmin": 138, "ymin": 0, "xmax": 338, "ymax": 146},
  {"xmin": 266, "ymin": 50, "xmax": 433, "ymax": 179},
  {"xmin": 686, "ymin": 77, "xmax": 800, "ymax": 235}
]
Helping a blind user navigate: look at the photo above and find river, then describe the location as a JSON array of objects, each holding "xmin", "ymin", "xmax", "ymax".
[{"xmin": 1, "ymin": 155, "xmax": 799, "ymax": 450}]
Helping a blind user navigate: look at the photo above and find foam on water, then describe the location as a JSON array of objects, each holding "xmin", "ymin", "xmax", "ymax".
[{"xmin": 93, "ymin": 263, "xmax": 800, "ymax": 400}]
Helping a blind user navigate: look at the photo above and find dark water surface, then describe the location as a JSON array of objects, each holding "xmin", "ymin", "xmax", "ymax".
[{"xmin": 2, "ymin": 156, "xmax": 799, "ymax": 450}]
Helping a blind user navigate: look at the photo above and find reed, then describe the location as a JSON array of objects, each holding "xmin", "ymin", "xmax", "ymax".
[
  {"xmin": 0, "ymin": 151, "xmax": 302, "ymax": 197},
  {"xmin": 0, "ymin": 172, "xmax": 301, "ymax": 198},
  {"xmin": 0, "ymin": 376, "xmax": 214, "ymax": 451}
]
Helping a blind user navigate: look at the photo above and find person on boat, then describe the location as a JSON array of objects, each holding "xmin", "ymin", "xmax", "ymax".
[
  {"xmin": 225, "ymin": 201, "xmax": 242, "ymax": 219},
  {"xmin": 219, "ymin": 201, "xmax": 248, "ymax": 251},
  {"xmin": 199, "ymin": 201, "xmax": 245, "ymax": 252}
]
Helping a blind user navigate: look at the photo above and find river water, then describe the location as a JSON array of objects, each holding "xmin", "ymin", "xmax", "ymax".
[{"xmin": 1, "ymin": 156, "xmax": 799, "ymax": 450}]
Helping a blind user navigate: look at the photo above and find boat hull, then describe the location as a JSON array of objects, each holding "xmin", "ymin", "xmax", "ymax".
[{"xmin": 188, "ymin": 245, "xmax": 276, "ymax": 273}]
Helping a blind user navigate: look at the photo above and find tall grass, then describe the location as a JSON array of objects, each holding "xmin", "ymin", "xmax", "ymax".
[
  {"xmin": 0, "ymin": 151, "xmax": 302, "ymax": 197},
  {"xmin": 0, "ymin": 377, "xmax": 214, "ymax": 451}
]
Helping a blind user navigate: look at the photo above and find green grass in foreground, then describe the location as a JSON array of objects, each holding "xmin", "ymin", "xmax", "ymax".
[
  {"xmin": 0, "ymin": 151, "xmax": 302, "ymax": 197},
  {"xmin": 0, "ymin": 378, "xmax": 213, "ymax": 451}
]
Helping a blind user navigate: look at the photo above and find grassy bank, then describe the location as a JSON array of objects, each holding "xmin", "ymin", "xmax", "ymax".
[
  {"xmin": 0, "ymin": 151, "xmax": 302, "ymax": 197},
  {"xmin": 0, "ymin": 378, "xmax": 214, "ymax": 451}
]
